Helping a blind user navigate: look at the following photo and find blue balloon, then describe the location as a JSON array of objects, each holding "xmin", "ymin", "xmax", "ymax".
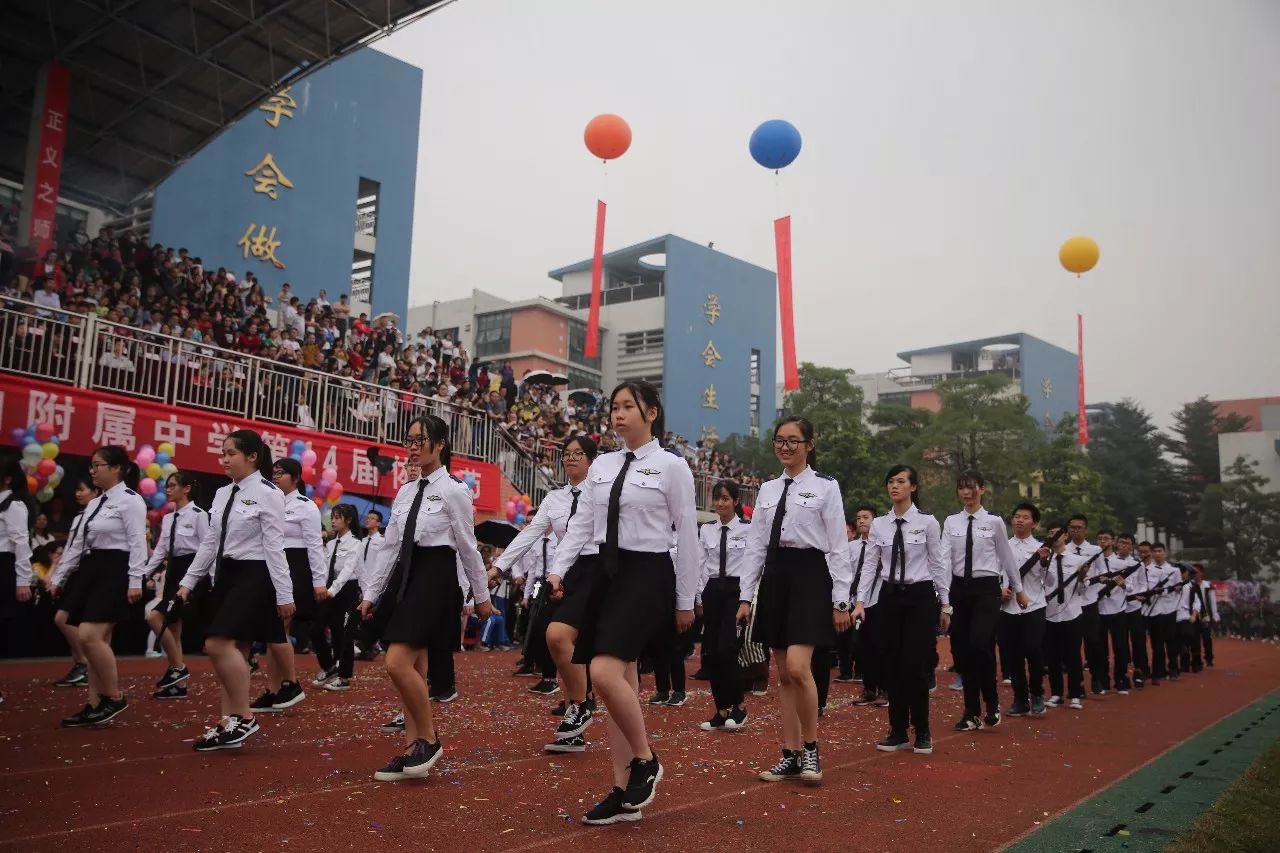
[
  {"xmin": 155, "ymin": 451, "xmax": 170, "ymax": 466},
  {"xmin": 515, "ymin": 512, "xmax": 526, "ymax": 525},
  {"xmin": 290, "ymin": 439, "xmax": 306, "ymax": 455},
  {"xmin": 305, "ymin": 484, "xmax": 314, "ymax": 498},
  {"xmin": 749, "ymin": 120, "xmax": 802, "ymax": 170}
]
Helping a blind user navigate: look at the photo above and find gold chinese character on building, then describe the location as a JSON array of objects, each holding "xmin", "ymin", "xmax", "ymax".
[
  {"xmin": 244, "ymin": 153, "xmax": 295, "ymax": 200},
  {"xmin": 703, "ymin": 293, "xmax": 721, "ymax": 325},
  {"xmin": 237, "ymin": 223, "xmax": 287, "ymax": 269},
  {"xmin": 702, "ymin": 384, "xmax": 719, "ymax": 409},
  {"xmin": 258, "ymin": 87, "xmax": 297, "ymax": 128},
  {"xmin": 700, "ymin": 425, "xmax": 720, "ymax": 447},
  {"xmin": 702, "ymin": 340, "xmax": 722, "ymax": 368}
]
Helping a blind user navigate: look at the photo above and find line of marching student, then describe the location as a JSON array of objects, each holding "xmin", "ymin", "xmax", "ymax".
[{"xmin": 0, "ymin": 381, "xmax": 1221, "ymax": 827}]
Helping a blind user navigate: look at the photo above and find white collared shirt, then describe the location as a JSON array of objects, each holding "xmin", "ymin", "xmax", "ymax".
[
  {"xmin": 179, "ymin": 472, "xmax": 293, "ymax": 604},
  {"xmin": 1146, "ymin": 562, "xmax": 1183, "ymax": 616},
  {"xmin": 282, "ymin": 489, "xmax": 327, "ymax": 588},
  {"xmin": 740, "ymin": 467, "xmax": 852, "ymax": 605},
  {"xmin": 52, "ymin": 481, "xmax": 149, "ymax": 590},
  {"xmin": 355, "ymin": 531, "xmax": 384, "ymax": 600},
  {"xmin": 698, "ymin": 515, "xmax": 751, "ymax": 590},
  {"xmin": 1003, "ymin": 535, "xmax": 1047, "ymax": 614},
  {"xmin": 855, "ymin": 504, "xmax": 949, "ymax": 605},
  {"xmin": 0, "ymin": 490, "xmax": 34, "ymax": 588},
  {"xmin": 1096, "ymin": 553, "xmax": 1138, "ymax": 616},
  {"xmin": 1044, "ymin": 552, "xmax": 1088, "ymax": 622},
  {"xmin": 551, "ymin": 438, "xmax": 700, "ymax": 610},
  {"xmin": 849, "ymin": 536, "xmax": 884, "ymax": 607},
  {"xmin": 1125, "ymin": 560, "xmax": 1156, "ymax": 613},
  {"xmin": 1068, "ymin": 540, "xmax": 1104, "ymax": 605},
  {"xmin": 324, "ymin": 531, "xmax": 361, "ymax": 595},
  {"xmin": 363, "ymin": 466, "xmax": 489, "ymax": 607},
  {"xmin": 512, "ymin": 534, "xmax": 558, "ymax": 588},
  {"xmin": 1201, "ymin": 580, "xmax": 1219, "ymax": 621},
  {"xmin": 941, "ymin": 507, "xmax": 1022, "ymax": 592},
  {"xmin": 495, "ymin": 481, "xmax": 596, "ymax": 574},
  {"xmin": 143, "ymin": 503, "xmax": 210, "ymax": 576},
  {"xmin": 1176, "ymin": 581, "xmax": 1201, "ymax": 621}
]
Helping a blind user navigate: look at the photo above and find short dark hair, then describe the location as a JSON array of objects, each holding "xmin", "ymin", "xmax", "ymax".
[
  {"xmin": 1068, "ymin": 514, "xmax": 1088, "ymax": 526},
  {"xmin": 366, "ymin": 509, "xmax": 384, "ymax": 524},
  {"xmin": 1012, "ymin": 502, "xmax": 1041, "ymax": 524},
  {"xmin": 1138, "ymin": 540, "xmax": 1151, "ymax": 548},
  {"xmin": 1097, "ymin": 528, "xmax": 1115, "ymax": 538},
  {"xmin": 956, "ymin": 469, "xmax": 985, "ymax": 489},
  {"xmin": 1151, "ymin": 541, "xmax": 1166, "ymax": 550},
  {"xmin": 854, "ymin": 504, "xmax": 878, "ymax": 517},
  {"xmin": 1118, "ymin": 533, "xmax": 1135, "ymax": 543}
]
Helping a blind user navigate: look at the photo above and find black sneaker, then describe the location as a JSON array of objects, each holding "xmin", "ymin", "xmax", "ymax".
[
  {"xmin": 271, "ymin": 681, "xmax": 306, "ymax": 710},
  {"xmin": 1030, "ymin": 696, "xmax": 1047, "ymax": 715},
  {"xmin": 250, "ymin": 690, "xmax": 279, "ymax": 714},
  {"xmin": 727, "ymin": 706, "xmax": 748, "ymax": 729},
  {"xmin": 690, "ymin": 669, "xmax": 710, "ymax": 681},
  {"xmin": 583, "ymin": 696, "xmax": 597, "ymax": 715},
  {"xmin": 54, "ymin": 662, "xmax": 88, "ymax": 687},
  {"xmin": 799, "ymin": 745, "xmax": 822, "ymax": 782},
  {"xmin": 84, "ymin": 695, "xmax": 128, "ymax": 726},
  {"xmin": 324, "ymin": 678, "xmax": 351, "ymax": 692},
  {"xmin": 1006, "ymin": 703, "xmax": 1030, "ymax": 717},
  {"xmin": 666, "ymin": 691, "xmax": 687, "ymax": 707},
  {"xmin": 153, "ymin": 683, "xmax": 188, "ymax": 700},
  {"xmin": 528, "ymin": 679, "xmax": 559, "ymax": 696},
  {"xmin": 555, "ymin": 701, "xmax": 594, "ymax": 738},
  {"xmin": 954, "ymin": 715, "xmax": 982, "ymax": 732},
  {"xmin": 401, "ymin": 739, "xmax": 443, "ymax": 778},
  {"xmin": 758, "ymin": 749, "xmax": 802, "ymax": 781},
  {"xmin": 193, "ymin": 715, "xmax": 260, "ymax": 752},
  {"xmin": 61, "ymin": 703, "xmax": 97, "ymax": 728},
  {"xmin": 311, "ymin": 666, "xmax": 340, "ymax": 687},
  {"xmin": 156, "ymin": 666, "xmax": 191, "ymax": 689},
  {"xmin": 621, "ymin": 753, "xmax": 662, "ymax": 810},
  {"xmin": 873, "ymin": 691, "xmax": 890, "ymax": 707},
  {"xmin": 550, "ymin": 700, "xmax": 568, "ymax": 716},
  {"xmin": 545, "ymin": 735, "xmax": 587, "ymax": 753},
  {"xmin": 380, "ymin": 712, "xmax": 405, "ymax": 733},
  {"xmin": 1134, "ymin": 676, "xmax": 1145, "ymax": 690},
  {"xmin": 984, "ymin": 710, "xmax": 1002, "ymax": 729},
  {"xmin": 850, "ymin": 689, "xmax": 875, "ymax": 705},
  {"xmin": 700, "ymin": 711, "xmax": 729, "ymax": 731},
  {"xmin": 430, "ymin": 689, "xmax": 459, "ymax": 703},
  {"xmin": 751, "ymin": 680, "xmax": 768, "ymax": 697},
  {"xmin": 701, "ymin": 708, "xmax": 748, "ymax": 732},
  {"xmin": 913, "ymin": 733, "xmax": 934, "ymax": 754},
  {"xmin": 875, "ymin": 733, "xmax": 912, "ymax": 752},
  {"xmin": 648, "ymin": 691, "xmax": 670, "ymax": 705},
  {"xmin": 373, "ymin": 754, "xmax": 408, "ymax": 782},
  {"xmin": 512, "ymin": 663, "xmax": 538, "ymax": 677},
  {"xmin": 583, "ymin": 787, "xmax": 642, "ymax": 825}
]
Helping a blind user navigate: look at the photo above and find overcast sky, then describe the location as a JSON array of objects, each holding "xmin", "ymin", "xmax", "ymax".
[{"xmin": 376, "ymin": 0, "xmax": 1280, "ymax": 428}]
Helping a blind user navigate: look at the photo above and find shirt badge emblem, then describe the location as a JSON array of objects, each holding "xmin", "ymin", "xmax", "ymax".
[
  {"xmin": 636, "ymin": 468, "xmax": 661, "ymax": 477},
  {"xmin": 240, "ymin": 499, "xmax": 257, "ymax": 506}
]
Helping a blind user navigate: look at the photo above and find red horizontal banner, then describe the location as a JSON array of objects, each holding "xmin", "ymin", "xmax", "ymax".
[{"xmin": 0, "ymin": 374, "xmax": 502, "ymax": 514}]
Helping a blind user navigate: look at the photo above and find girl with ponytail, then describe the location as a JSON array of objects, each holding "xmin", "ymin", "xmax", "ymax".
[{"xmin": 49, "ymin": 474, "xmax": 99, "ymax": 689}]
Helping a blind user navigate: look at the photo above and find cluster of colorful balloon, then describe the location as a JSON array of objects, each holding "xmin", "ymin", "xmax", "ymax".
[
  {"xmin": 12, "ymin": 422, "xmax": 63, "ymax": 504},
  {"xmin": 135, "ymin": 442, "xmax": 181, "ymax": 525},
  {"xmin": 505, "ymin": 493, "xmax": 533, "ymax": 526}
]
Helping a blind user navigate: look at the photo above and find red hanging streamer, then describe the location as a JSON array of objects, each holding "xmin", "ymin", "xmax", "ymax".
[
  {"xmin": 774, "ymin": 216, "xmax": 799, "ymax": 391},
  {"xmin": 1077, "ymin": 312, "xmax": 1089, "ymax": 445},
  {"xmin": 584, "ymin": 199, "xmax": 606, "ymax": 359}
]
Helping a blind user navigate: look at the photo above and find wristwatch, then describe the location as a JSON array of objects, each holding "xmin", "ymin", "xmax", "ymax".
[
  {"xmin": 941, "ymin": 604, "xmax": 954, "ymax": 616},
  {"xmin": 834, "ymin": 600, "xmax": 850, "ymax": 612}
]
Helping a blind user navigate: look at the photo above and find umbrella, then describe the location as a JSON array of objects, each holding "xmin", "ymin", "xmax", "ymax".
[
  {"xmin": 546, "ymin": 372, "xmax": 570, "ymax": 386},
  {"xmin": 524, "ymin": 370, "xmax": 569, "ymax": 386},
  {"xmin": 372, "ymin": 311, "xmax": 400, "ymax": 326},
  {"xmin": 568, "ymin": 388, "xmax": 596, "ymax": 404},
  {"xmin": 475, "ymin": 520, "xmax": 521, "ymax": 548}
]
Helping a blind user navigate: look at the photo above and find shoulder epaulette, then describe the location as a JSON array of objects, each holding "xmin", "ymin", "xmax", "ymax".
[
  {"xmin": 450, "ymin": 474, "xmax": 463, "ymax": 484},
  {"xmin": 124, "ymin": 488, "xmax": 138, "ymax": 496},
  {"xmin": 740, "ymin": 518, "xmax": 751, "ymax": 524},
  {"xmin": 814, "ymin": 472, "xmax": 835, "ymax": 481},
  {"xmin": 663, "ymin": 446, "xmax": 681, "ymax": 457},
  {"xmin": 192, "ymin": 505, "xmax": 205, "ymax": 512},
  {"xmin": 261, "ymin": 477, "xmax": 278, "ymax": 489},
  {"xmin": 296, "ymin": 495, "xmax": 310, "ymax": 502}
]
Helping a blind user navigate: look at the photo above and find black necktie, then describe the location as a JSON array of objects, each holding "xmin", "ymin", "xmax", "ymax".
[
  {"xmin": 1075, "ymin": 545, "xmax": 1081, "ymax": 555},
  {"xmin": 363, "ymin": 538, "xmax": 371, "ymax": 561},
  {"xmin": 964, "ymin": 515, "xmax": 974, "ymax": 579},
  {"xmin": 1055, "ymin": 554, "xmax": 1066, "ymax": 603},
  {"xmin": 391, "ymin": 479, "xmax": 429, "ymax": 602},
  {"xmin": 214, "ymin": 485, "xmax": 241, "ymax": 569},
  {"xmin": 603, "ymin": 452, "xmax": 635, "ymax": 577},
  {"xmin": 890, "ymin": 518, "xmax": 906, "ymax": 585},
  {"xmin": 541, "ymin": 537, "xmax": 549, "ymax": 581},
  {"xmin": 852, "ymin": 540, "xmax": 867, "ymax": 597},
  {"xmin": 327, "ymin": 539, "xmax": 340, "ymax": 585},
  {"xmin": 81, "ymin": 495, "xmax": 107, "ymax": 551},
  {"xmin": 167, "ymin": 507, "xmax": 178, "ymax": 558},
  {"xmin": 569, "ymin": 487, "xmax": 580, "ymax": 520},
  {"xmin": 719, "ymin": 525, "xmax": 729, "ymax": 578},
  {"xmin": 767, "ymin": 479, "xmax": 793, "ymax": 556}
]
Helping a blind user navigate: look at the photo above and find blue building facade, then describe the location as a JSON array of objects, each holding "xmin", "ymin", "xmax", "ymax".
[
  {"xmin": 152, "ymin": 48, "xmax": 420, "ymax": 319},
  {"xmin": 1018, "ymin": 333, "xmax": 1080, "ymax": 431}
]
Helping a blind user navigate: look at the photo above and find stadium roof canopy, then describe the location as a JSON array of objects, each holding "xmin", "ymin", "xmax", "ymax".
[{"xmin": 1, "ymin": 0, "xmax": 451, "ymax": 212}]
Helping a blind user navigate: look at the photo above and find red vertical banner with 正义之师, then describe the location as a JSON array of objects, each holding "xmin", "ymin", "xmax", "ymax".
[
  {"xmin": 584, "ymin": 199, "xmax": 607, "ymax": 359},
  {"xmin": 774, "ymin": 215, "xmax": 799, "ymax": 391},
  {"xmin": 1077, "ymin": 312, "xmax": 1089, "ymax": 446},
  {"xmin": 24, "ymin": 62, "xmax": 72, "ymax": 257}
]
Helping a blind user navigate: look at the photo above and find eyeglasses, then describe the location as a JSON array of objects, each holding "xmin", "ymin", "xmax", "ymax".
[
  {"xmin": 403, "ymin": 436, "xmax": 427, "ymax": 449},
  {"xmin": 563, "ymin": 451, "xmax": 587, "ymax": 461},
  {"xmin": 88, "ymin": 462, "xmax": 111, "ymax": 471},
  {"xmin": 772, "ymin": 437, "xmax": 807, "ymax": 450}
]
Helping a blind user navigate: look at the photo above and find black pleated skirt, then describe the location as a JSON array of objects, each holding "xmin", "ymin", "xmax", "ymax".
[
  {"xmin": 381, "ymin": 545, "xmax": 460, "ymax": 651},
  {"xmin": 573, "ymin": 549, "xmax": 675, "ymax": 665},
  {"xmin": 549, "ymin": 552, "xmax": 600, "ymax": 632},
  {"xmin": 161, "ymin": 552, "xmax": 197, "ymax": 600},
  {"xmin": 62, "ymin": 549, "xmax": 130, "ymax": 627},
  {"xmin": 203, "ymin": 558, "xmax": 287, "ymax": 644},
  {"xmin": 0, "ymin": 552, "xmax": 16, "ymax": 619},
  {"xmin": 753, "ymin": 547, "xmax": 834, "ymax": 650},
  {"xmin": 285, "ymin": 547, "xmax": 317, "ymax": 620}
]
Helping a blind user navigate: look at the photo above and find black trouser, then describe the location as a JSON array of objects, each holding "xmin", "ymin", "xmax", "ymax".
[
  {"xmin": 426, "ymin": 583, "xmax": 463, "ymax": 694},
  {"xmin": 995, "ymin": 611, "xmax": 1010, "ymax": 681},
  {"xmin": 524, "ymin": 584, "xmax": 557, "ymax": 679},
  {"xmin": 650, "ymin": 627, "xmax": 686, "ymax": 694},
  {"xmin": 312, "ymin": 582, "xmax": 360, "ymax": 678},
  {"xmin": 1080, "ymin": 602, "xmax": 1107, "ymax": 688},
  {"xmin": 835, "ymin": 624, "xmax": 856, "ymax": 679},
  {"xmin": 1198, "ymin": 620, "xmax": 1214, "ymax": 665},
  {"xmin": 859, "ymin": 606, "xmax": 883, "ymax": 695},
  {"xmin": 1126, "ymin": 610, "xmax": 1150, "ymax": 679},
  {"xmin": 950, "ymin": 575, "xmax": 1002, "ymax": 718},
  {"xmin": 701, "ymin": 577, "xmax": 744, "ymax": 710},
  {"xmin": 812, "ymin": 647, "xmax": 832, "ymax": 709},
  {"xmin": 1147, "ymin": 612, "xmax": 1177, "ymax": 678},
  {"xmin": 880, "ymin": 581, "xmax": 936, "ymax": 737},
  {"xmin": 1001, "ymin": 608, "xmax": 1046, "ymax": 707},
  {"xmin": 1177, "ymin": 620, "xmax": 1201, "ymax": 672},
  {"xmin": 1044, "ymin": 616, "xmax": 1084, "ymax": 700},
  {"xmin": 1100, "ymin": 611, "xmax": 1131, "ymax": 688}
]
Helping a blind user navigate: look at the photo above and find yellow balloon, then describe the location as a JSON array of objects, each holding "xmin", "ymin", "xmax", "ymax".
[
  {"xmin": 157, "ymin": 442, "xmax": 175, "ymax": 456},
  {"xmin": 41, "ymin": 442, "xmax": 59, "ymax": 460},
  {"xmin": 146, "ymin": 462, "xmax": 162, "ymax": 480},
  {"xmin": 1059, "ymin": 236, "xmax": 1100, "ymax": 275}
]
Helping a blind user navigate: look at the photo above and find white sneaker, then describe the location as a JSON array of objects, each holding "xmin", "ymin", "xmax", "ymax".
[{"xmin": 1068, "ymin": 697, "xmax": 1083, "ymax": 710}]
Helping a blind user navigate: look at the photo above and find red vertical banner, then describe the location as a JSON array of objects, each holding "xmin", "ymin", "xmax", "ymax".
[
  {"xmin": 774, "ymin": 215, "xmax": 799, "ymax": 391},
  {"xmin": 1077, "ymin": 312, "xmax": 1089, "ymax": 445},
  {"xmin": 24, "ymin": 62, "xmax": 72, "ymax": 257},
  {"xmin": 584, "ymin": 199, "xmax": 606, "ymax": 359}
]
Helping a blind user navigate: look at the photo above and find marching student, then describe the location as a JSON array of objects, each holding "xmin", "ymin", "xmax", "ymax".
[
  {"xmin": 1196, "ymin": 566, "xmax": 1218, "ymax": 667},
  {"xmin": 1000, "ymin": 502, "xmax": 1052, "ymax": 717},
  {"xmin": 738, "ymin": 416, "xmax": 851, "ymax": 783},
  {"xmin": 512, "ymin": 528, "xmax": 560, "ymax": 696},
  {"xmin": 48, "ymin": 475, "xmax": 98, "ymax": 688},
  {"xmin": 846, "ymin": 505, "xmax": 887, "ymax": 708},
  {"xmin": 311, "ymin": 503, "xmax": 362, "ymax": 691},
  {"xmin": 143, "ymin": 472, "xmax": 209, "ymax": 699},
  {"xmin": 1, "ymin": 452, "xmax": 35, "ymax": 668},
  {"xmin": 358, "ymin": 415, "xmax": 493, "ymax": 782},
  {"xmin": 650, "ymin": 527, "xmax": 690, "ymax": 708},
  {"xmin": 696, "ymin": 479, "xmax": 751, "ymax": 732},
  {"xmin": 1142, "ymin": 543, "xmax": 1182, "ymax": 683},
  {"xmin": 941, "ymin": 471, "xmax": 1026, "ymax": 732},
  {"xmin": 550, "ymin": 381, "xmax": 699, "ymax": 825},
  {"xmin": 1064, "ymin": 515, "xmax": 1106, "ymax": 695},
  {"xmin": 853, "ymin": 465, "xmax": 948, "ymax": 755},
  {"xmin": 1042, "ymin": 525, "xmax": 1091, "ymax": 709},
  {"xmin": 353, "ymin": 510, "xmax": 385, "ymax": 661},
  {"xmin": 175, "ymin": 429, "xmax": 293, "ymax": 750},
  {"xmin": 1124, "ymin": 541, "xmax": 1155, "ymax": 688},
  {"xmin": 253, "ymin": 457, "xmax": 323, "ymax": 712},
  {"xmin": 1096, "ymin": 532, "xmax": 1139, "ymax": 694},
  {"xmin": 49, "ymin": 446, "xmax": 147, "ymax": 727},
  {"xmin": 1175, "ymin": 564, "xmax": 1202, "ymax": 674},
  {"xmin": 833, "ymin": 517, "xmax": 859, "ymax": 686}
]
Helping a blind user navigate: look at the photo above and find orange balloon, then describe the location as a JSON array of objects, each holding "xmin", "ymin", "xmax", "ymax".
[
  {"xmin": 27, "ymin": 475, "xmax": 38, "ymax": 494},
  {"xmin": 584, "ymin": 114, "xmax": 632, "ymax": 160}
]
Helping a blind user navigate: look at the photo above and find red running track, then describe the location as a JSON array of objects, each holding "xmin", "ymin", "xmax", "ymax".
[{"xmin": 1, "ymin": 639, "xmax": 1277, "ymax": 852}]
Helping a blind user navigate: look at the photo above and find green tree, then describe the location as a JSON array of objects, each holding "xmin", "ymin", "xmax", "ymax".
[
  {"xmin": 1038, "ymin": 417, "xmax": 1119, "ymax": 530},
  {"xmin": 1208, "ymin": 456, "xmax": 1280, "ymax": 581},
  {"xmin": 1170, "ymin": 397, "xmax": 1252, "ymax": 546},
  {"xmin": 780, "ymin": 362, "xmax": 864, "ymax": 437},
  {"xmin": 714, "ymin": 433, "xmax": 774, "ymax": 477},
  {"xmin": 1086, "ymin": 400, "xmax": 1183, "ymax": 534}
]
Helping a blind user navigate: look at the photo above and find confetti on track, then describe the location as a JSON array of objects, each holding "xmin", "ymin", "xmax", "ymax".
[{"xmin": 1, "ymin": 639, "xmax": 1277, "ymax": 852}]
